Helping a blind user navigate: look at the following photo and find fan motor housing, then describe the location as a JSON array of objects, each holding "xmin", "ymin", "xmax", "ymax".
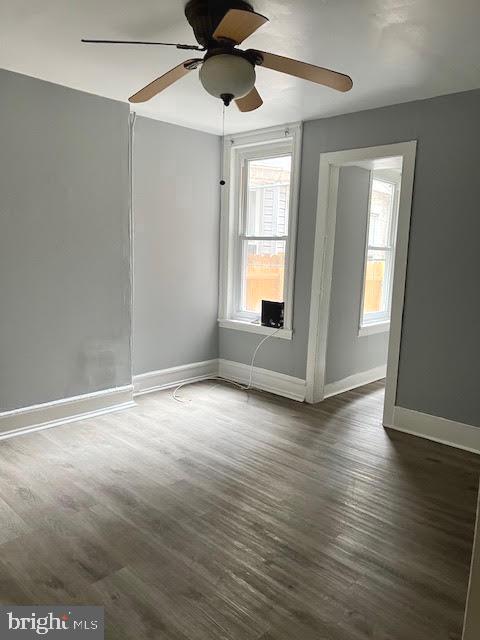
[{"xmin": 185, "ymin": 0, "xmax": 255, "ymax": 48}]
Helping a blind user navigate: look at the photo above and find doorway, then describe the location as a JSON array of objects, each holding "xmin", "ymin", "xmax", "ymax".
[{"xmin": 305, "ymin": 142, "xmax": 417, "ymax": 428}]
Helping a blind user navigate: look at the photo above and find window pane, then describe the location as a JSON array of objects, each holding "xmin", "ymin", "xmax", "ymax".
[
  {"xmin": 245, "ymin": 155, "xmax": 291, "ymax": 237},
  {"xmin": 363, "ymin": 249, "xmax": 390, "ymax": 316},
  {"xmin": 369, "ymin": 179, "xmax": 395, "ymax": 247},
  {"xmin": 242, "ymin": 240, "xmax": 286, "ymax": 313}
]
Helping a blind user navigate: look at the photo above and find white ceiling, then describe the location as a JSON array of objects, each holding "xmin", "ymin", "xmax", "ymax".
[{"xmin": 2, "ymin": 0, "xmax": 480, "ymax": 135}]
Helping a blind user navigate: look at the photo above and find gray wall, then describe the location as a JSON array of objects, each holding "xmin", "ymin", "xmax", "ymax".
[
  {"xmin": 219, "ymin": 89, "xmax": 480, "ymax": 427},
  {"xmin": 132, "ymin": 116, "xmax": 220, "ymax": 375},
  {"xmin": 325, "ymin": 166, "xmax": 388, "ymax": 384},
  {"xmin": 0, "ymin": 69, "xmax": 131, "ymax": 411}
]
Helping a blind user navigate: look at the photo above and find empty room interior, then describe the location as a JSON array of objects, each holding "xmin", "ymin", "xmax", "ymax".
[{"xmin": 1, "ymin": 1, "xmax": 480, "ymax": 638}]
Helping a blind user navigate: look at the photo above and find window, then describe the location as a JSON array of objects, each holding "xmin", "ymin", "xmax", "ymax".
[
  {"xmin": 360, "ymin": 174, "xmax": 400, "ymax": 332},
  {"xmin": 219, "ymin": 124, "xmax": 302, "ymax": 338},
  {"xmin": 240, "ymin": 155, "xmax": 290, "ymax": 316}
]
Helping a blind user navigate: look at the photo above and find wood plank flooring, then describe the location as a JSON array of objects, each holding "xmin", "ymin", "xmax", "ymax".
[{"xmin": 0, "ymin": 380, "xmax": 478, "ymax": 640}]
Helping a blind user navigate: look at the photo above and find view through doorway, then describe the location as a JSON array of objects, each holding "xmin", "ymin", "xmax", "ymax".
[{"xmin": 305, "ymin": 142, "xmax": 417, "ymax": 430}]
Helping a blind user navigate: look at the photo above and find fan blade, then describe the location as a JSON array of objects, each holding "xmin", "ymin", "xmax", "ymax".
[
  {"xmin": 235, "ymin": 87, "xmax": 263, "ymax": 112},
  {"xmin": 81, "ymin": 39, "xmax": 204, "ymax": 51},
  {"xmin": 129, "ymin": 59, "xmax": 202, "ymax": 103},
  {"xmin": 213, "ymin": 9, "xmax": 268, "ymax": 45},
  {"xmin": 250, "ymin": 50, "xmax": 353, "ymax": 92}
]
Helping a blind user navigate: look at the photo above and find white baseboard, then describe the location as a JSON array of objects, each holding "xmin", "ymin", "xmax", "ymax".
[
  {"xmin": 133, "ymin": 359, "xmax": 218, "ymax": 396},
  {"xmin": 134, "ymin": 359, "xmax": 306, "ymax": 402},
  {"xmin": 324, "ymin": 365, "xmax": 387, "ymax": 399},
  {"xmin": 218, "ymin": 359, "xmax": 306, "ymax": 402},
  {"xmin": 390, "ymin": 406, "xmax": 480, "ymax": 455},
  {"xmin": 0, "ymin": 385, "xmax": 135, "ymax": 441}
]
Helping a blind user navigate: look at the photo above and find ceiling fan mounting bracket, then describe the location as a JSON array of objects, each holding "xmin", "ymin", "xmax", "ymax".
[
  {"xmin": 184, "ymin": 0, "xmax": 255, "ymax": 48},
  {"xmin": 247, "ymin": 49, "xmax": 264, "ymax": 65},
  {"xmin": 211, "ymin": 36, "xmax": 237, "ymax": 49}
]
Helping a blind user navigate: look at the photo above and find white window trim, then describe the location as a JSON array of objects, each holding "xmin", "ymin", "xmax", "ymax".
[
  {"xmin": 218, "ymin": 123, "xmax": 302, "ymax": 340},
  {"xmin": 358, "ymin": 172, "xmax": 400, "ymax": 333},
  {"xmin": 358, "ymin": 321, "xmax": 390, "ymax": 337},
  {"xmin": 218, "ymin": 319, "xmax": 293, "ymax": 339}
]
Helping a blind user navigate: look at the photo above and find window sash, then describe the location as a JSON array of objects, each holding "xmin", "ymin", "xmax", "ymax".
[
  {"xmin": 360, "ymin": 177, "xmax": 399, "ymax": 328},
  {"xmin": 237, "ymin": 238, "xmax": 287, "ymax": 319},
  {"xmin": 362, "ymin": 247, "xmax": 394, "ymax": 325},
  {"xmin": 240, "ymin": 235, "xmax": 288, "ymax": 241},
  {"xmin": 233, "ymin": 145, "xmax": 294, "ymax": 321},
  {"xmin": 240, "ymin": 155, "xmax": 292, "ymax": 238},
  {"xmin": 367, "ymin": 178, "xmax": 397, "ymax": 249}
]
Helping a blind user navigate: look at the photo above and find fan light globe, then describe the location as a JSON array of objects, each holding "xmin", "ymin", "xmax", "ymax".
[{"xmin": 200, "ymin": 54, "xmax": 255, "ymax": 102}]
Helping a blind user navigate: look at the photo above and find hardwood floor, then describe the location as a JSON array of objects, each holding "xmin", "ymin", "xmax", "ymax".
[{"xmin": 0, "ymin": 380, "xmax": 478, "ymax": 639}]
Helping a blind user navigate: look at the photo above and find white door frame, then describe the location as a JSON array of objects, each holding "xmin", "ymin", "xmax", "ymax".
[{"xmin": 305, "ymin": 141, "xmax": 417, "ymax": 428}]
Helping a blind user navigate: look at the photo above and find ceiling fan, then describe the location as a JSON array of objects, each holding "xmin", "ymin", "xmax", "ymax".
[{"xmin": 82, "ymin": 0, "xmax": 353, "ymax": 112}]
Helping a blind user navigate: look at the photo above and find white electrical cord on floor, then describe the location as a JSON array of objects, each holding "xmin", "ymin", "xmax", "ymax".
[{"xmin": 172, "ymin": 327, "xmax": 282, "ymax": 402}]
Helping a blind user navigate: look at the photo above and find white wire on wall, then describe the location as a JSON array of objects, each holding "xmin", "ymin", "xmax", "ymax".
[{"xmin": 128, "ymin": 112, "xmax": 137, "ymax": 386}]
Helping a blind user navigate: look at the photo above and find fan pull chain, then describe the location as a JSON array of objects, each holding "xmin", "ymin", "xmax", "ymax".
[{"xmin": 220, "ymin": 103, "xmax": 226, "ymax": 187}]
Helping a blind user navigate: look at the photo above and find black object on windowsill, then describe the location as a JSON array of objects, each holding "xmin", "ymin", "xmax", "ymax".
[{"xmin": 261, "ymin": 300, "xmax": 284, "ymax": 329}]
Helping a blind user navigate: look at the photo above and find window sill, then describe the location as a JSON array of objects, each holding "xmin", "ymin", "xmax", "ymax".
[
  {"xmin": 358, "ymin": 321, "xmax": 390, "ymax": 337},
  {"xmin": 218, "ymin": 319, "xmax": 293, "ymax": 340}
]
